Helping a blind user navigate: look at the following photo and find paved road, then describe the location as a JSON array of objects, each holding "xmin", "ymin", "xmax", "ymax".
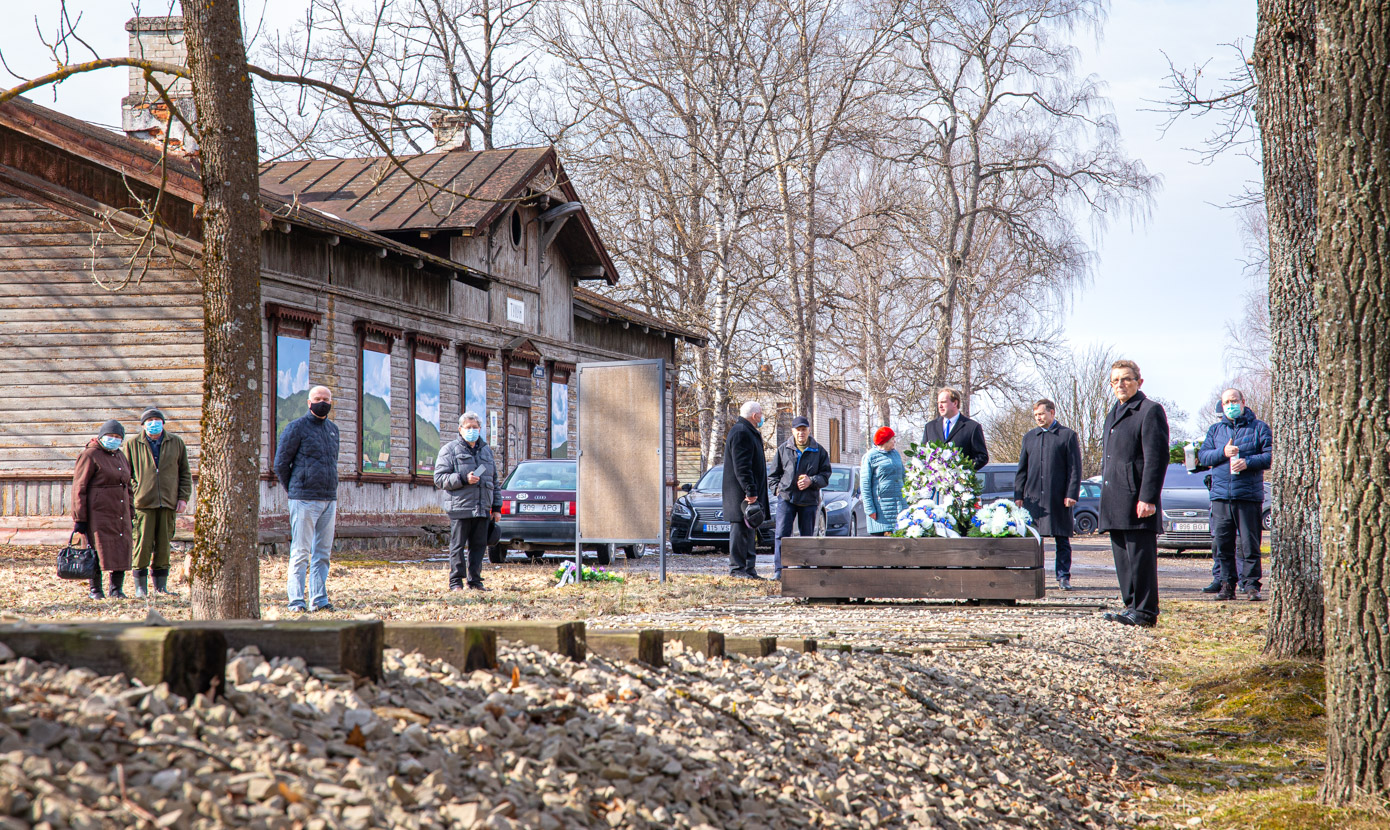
[{"xmin": 613, "ymin": 534, "xmax": 1230, "ymax": 603}]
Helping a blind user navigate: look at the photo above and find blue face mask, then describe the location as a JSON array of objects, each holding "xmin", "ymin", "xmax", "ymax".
[
  {"xmin": 99, "ymin": 436, "xmax": 122, "ymax": 451},
  {"xmin": 1223, "ymin": 403, "xmax": 1243, "ymax": 420},
  {"xmin": 461, "ymin": 428, "xmax": 481, "ymax": 443},
  {"xmin": 144, "ymin": 420, "xmax": 164, "ymax": 437}
]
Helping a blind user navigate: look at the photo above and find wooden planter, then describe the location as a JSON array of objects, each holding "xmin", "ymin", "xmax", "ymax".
[{"xmin": 778, "ymin": 535, "xmax": 1044, "ymax": 601}]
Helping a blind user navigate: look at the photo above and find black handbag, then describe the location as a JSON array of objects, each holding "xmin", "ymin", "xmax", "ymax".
[{"xmin": 56, "ymin": 532, "xmax": 98, "ymax": 581}]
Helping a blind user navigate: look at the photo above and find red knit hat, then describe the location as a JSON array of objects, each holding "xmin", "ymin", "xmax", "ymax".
[{"xmin": 874, "ymin": 426, "xmax": 895, "ymax": 446}]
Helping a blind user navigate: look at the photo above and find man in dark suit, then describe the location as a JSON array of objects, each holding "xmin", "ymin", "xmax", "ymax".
[
  {"xmin": 920, "ymin": 387, "xmax": 989, "ymax": 469},
  {"xmin": 1098, "ymin": 360, "xmax": 1170, "ymax": 627},
  {"xmin": 723, "ymin": 401, "xmax": 770, "ymax": 579},
  {"xmin": 1014, "ymin": 398, "xmax": 1083, "ymax": 590}
]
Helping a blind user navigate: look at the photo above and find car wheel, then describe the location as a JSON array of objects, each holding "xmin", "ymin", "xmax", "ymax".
[
  {"xmin": 1262, "ymin": 510, "xmax": 1272, "ymax": 531},
  {"xmin": 849, "ymin": 516, "xmax": 858, "ymax": 537},
  {"xmin": 672, "ymin": 544, "xmax": 692, "ymax": 555},
  {"xmin": 815, "ymin": 510, "xmax": 826, "ymax": 536},
  {"xmin": 487, "ymin": 544, "xmax": 508, "ymax": 564},
  {"xmin": 595, "ymin": 544, "xmax": 613, "ymax": 566},
  {"xmin": 1074, "ymin": 512, "xmax": 1097, "ymax": 535},
  {"xmin": 526, "ymin": 550, "xmax": 547, "ymax": 563},
  {"xmin": 624, "ymin": 544, "xmax": 644, "ymax": 560}
]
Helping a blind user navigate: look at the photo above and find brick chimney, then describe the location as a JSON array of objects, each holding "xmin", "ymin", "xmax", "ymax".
[
  {"xmin": 122, "ymin": 17, "xmax": 197, "ymax": 152},
  {"xmin": 429, "ymin": 112, "xmax": 472, "ymax": 152}
]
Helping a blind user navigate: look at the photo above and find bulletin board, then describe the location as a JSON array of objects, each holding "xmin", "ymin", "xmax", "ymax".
[{"xmin": 576, "ymin": 359, "xmax": 666, "ymax": 545}]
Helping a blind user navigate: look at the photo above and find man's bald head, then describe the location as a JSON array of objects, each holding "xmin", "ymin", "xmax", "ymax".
[{"xmin": 309, "ymin": 386, "xmax": 332, "ymax": 403}]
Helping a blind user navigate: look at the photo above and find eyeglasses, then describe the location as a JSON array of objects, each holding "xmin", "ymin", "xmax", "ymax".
[{"xmin": 1109, "ymin": 376, "xmax": 1137, "ymax": 385}]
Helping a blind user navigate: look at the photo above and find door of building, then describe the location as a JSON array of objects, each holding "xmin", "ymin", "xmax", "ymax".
[
  {"xmin": 506, "ymin": 405, "xmax": 531, "ymax": 475},
  {"xmin": 827, "ymin": 417, "xmax": 842, "ymax": 463}
]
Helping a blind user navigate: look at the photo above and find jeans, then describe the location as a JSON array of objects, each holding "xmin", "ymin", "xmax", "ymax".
[
  {"xmin": 288, "ymin": 499, "xmax": 336, "ymax": 610},
  {"xmin": 1211, "ymin": 499, "xmax": 1263, "ymax": 591},
  {"xmin": 774, "ymin": 500, "xmax": 817, "ymax": 579},
  {"xmin": 1052, "ymin": 535, "xmax": 1073, "ymax": 580}
]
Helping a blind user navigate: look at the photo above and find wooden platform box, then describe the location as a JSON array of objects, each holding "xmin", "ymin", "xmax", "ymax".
[{"xmin": 778, "ymin": 536, "xmax": 1044, "ymax": 601}]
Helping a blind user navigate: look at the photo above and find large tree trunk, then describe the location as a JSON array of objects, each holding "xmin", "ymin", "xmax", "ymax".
[
  {"xmin": 1254, "ymin": 0, "xmax": 1322, "ymax": 659},
  {"xmin": 183, "ymin": 1, "xmax": 264, "ymax": 619},
  {"xmin": 1317, "ymin": 0, "xmax": 1390, "ymax": 804}
]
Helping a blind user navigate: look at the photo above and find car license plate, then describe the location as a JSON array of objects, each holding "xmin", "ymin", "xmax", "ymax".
[
  {"xmin": 1174, "ymin": 522, "xmax": 1208, "ymax": 532},
  {"xmin": 703, "ymin": 523, "xmax": 731, "ymax": 533},
  {"xmin": 518, "ymin": 503, "xmax": 563, "ymax": 514}
]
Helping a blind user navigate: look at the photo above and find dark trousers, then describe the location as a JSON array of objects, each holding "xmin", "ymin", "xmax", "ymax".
[
  {"xmin": 1210, "ymin": 499, "xmax": 1263, "ymax": 591},
  {"xmin": 1052, "ymin": 536, "xmax": 1073, "ymax": 579},
  {"xmin": 774, "ymin": 500, "xmax": 817, "ymax": 578},
  {"xmin": 449, "ymin": 516, "xmax": 490, "ymax": 588},
  {"xmin": 729, "ymin": 518, "xmax": 759, "ymax": 577},
  {"xmin": 1110, "ymin": 529, "xmax": 1159, "ymax": 622}
]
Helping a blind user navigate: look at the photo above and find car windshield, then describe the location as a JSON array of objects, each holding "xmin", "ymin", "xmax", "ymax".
[
  {"xmin": 504, "ymin": 462, "xmax": 576, "ymax": 491},
  {"xmin": 1163, "ymin": 465, "xmax": 1209, "ymax": 489},
  {"xmin": 695, "ymin": 468, "xmax": 723, "ymax": 491},
  {"xmin": 826, "ymin": 469, "xmax": 854, "ymax": 492}
]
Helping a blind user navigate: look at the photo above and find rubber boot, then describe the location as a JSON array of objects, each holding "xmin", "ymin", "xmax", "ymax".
[
  {"xmin": 134, "ymin": 569, "xmax": 149, "ymax": 598},
  {"xmin": 89, "ymin": 571, "xmax": 105, "ymax": 600},
  {"xmin": 108, "ymin": 570, "xmax": 128, "ymax": 600},
  {"xmin": 152, "ymin": 567, "xmax": 176, "ymax": 596},
  {"xmin": 1215, "ymin": 581, "xmax": 1236, "ymax": 601}
]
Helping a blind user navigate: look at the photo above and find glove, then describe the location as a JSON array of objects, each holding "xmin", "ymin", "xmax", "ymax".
[{"xmin": 73, "ymin": 521, "xmax": 89, "ymax": 534}]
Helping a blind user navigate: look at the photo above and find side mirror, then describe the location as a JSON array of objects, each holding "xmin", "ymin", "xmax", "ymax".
[{"xmin": 679, "ymin": 483, "xmax": 692, "ymax": 492}]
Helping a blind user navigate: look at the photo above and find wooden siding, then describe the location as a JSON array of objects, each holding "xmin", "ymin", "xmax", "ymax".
[
  {"xmin": 0, "ymin": 195, "xmax": 204, "ymax": 473},
  {"xmin": 573, "ymin": 317, "xmax": 676, "ymax": 361}
]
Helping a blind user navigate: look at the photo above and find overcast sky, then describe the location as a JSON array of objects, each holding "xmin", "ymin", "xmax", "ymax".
[{"xmin": 1, "ymin": 1, "xmax": 1261, "ymax": 436}]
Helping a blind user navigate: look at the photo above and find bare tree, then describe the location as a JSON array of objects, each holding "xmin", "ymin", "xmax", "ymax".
[
  {"xmin": 1317, "ymin": 0, "xmax": 1390, "ymax": 805},
  {"xmin": 1039, "ymin": 343, "xmax": 1115, "ymax": 477},
  {"xmin": 254, "ymin": 0, "xmax": 539, "ymax": 157},
  {"xmin": 889, "ymin": 0, "xmax": 1155, "ymax": 405}
]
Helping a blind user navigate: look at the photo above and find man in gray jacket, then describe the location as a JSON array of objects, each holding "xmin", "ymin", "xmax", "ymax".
[{"xmin": 434, "ymin": 411, "xmax": 502, "ymax": 591}]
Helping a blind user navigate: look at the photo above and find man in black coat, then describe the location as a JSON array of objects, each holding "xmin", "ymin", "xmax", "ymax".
[
  {"xmin": 920, "ymin": 387, "xmax": 989, "ymax": 469},
  {"xmin": 1098, "ymin": 360, "xmax": 1170, "ymax": 627},
  {"xmin": 1013, "ymin": 399, "xmax": 1082, "ymax": 591},
  {"xmin": 723, "ymin": 401, "xmax": 770, "ymax": 579},
  {"xmin": 767, "ymin": 415, "xmax": 833, "ymax": 579}
]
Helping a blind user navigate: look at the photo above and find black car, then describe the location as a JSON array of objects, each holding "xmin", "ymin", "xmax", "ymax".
[
  {"xmin": 978, "ymin": 462, "xmax": 1101, "ymax": 535},
  {"xmin": 669, "ymin": 465, "xmax": 775, "ymax": 554},
  {"xmin": 815, "ymin": 464, "xmax": 867, "ymax": 537},
  {"xmin": 1157, "ymin": 463, "xmax": 1273, "ymax": 551},
  {"xmin": 492, "ymin": 459, "xmax": 643, "ymax": 564}
]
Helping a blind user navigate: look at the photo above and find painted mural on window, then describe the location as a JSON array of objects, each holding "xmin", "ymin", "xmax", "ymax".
[
  {"xmin": 275, "ymin": 336, "xmax": 311, "ymax": 445},
  {"xmin": 414, "ymin": 358, "xmax": 441, "ymax": 475},
  {"xmin": 551, "ymin": 381, "xmax": 569, "ymax": 458},
  {"xmin": 465, "ymin": 366, "xmax": 487, "ymax": 425},
  {"xmin": 361, "ymin": 349, "xmax": 392, "ymax": 472}
]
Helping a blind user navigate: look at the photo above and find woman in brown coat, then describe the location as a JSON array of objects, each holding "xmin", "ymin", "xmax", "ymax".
[{"xmin": 72, "ymin": 419, "xmax": 134, "ymax": 599}]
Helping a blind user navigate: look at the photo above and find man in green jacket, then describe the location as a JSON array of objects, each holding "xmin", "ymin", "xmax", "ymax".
[{"xmin": 121, "ymin": 408, "xmax": 191, "ymax": 597}]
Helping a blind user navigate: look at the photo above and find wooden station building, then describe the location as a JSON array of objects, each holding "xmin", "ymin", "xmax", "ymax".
[{"xmin": 0, "ymin": 36, "xmax": 700, "ymax": 545}]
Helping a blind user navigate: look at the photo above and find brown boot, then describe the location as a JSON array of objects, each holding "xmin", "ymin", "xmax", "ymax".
[{"xmin": 1215, "ymin": 582, "xmax": 1236, "ymax": 601}]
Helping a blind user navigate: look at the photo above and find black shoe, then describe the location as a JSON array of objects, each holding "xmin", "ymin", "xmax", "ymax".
[
  {"xmin": 1216, "ymin": 582, "xmax": 1236, "ymax": 601},
  {"xmin": 152, "ymin": 568, "xmax": 176, "ymax": 595},
  {"xmin": 1202, "ymin": 579, "xmax": 1223, "ymax": 594},
  {"xmin": 1124, "ymin": 611, "xmax": 1157, "ymax": 628},
  {"xmin": 312, "ymin": 602, "xmax": 337, "ymax": 612},
  {"xmin": 1102, "ymin": 610, "xmax": 1123, "ymax": 623},
  {"xmin": 1246, "ymin": 589, "xmax": 1264, "ymax": 602},
  {"xmin": 288, "ymin": 604, "xmax": 308, "ymax": 613},
  {"xmin": 89, "ymin": 587, "xmax": 105, "ymax": 600},
  {"xmin": 467, "ymin": 584, "xmax": 490, "ymax": 592},
  {"xmin": 134, "ymin": 569, "xmax": 149, "ymax": 598},
  {"xmin": 449, "ymin": 584, "xmax": 466, "ymax": 592}
]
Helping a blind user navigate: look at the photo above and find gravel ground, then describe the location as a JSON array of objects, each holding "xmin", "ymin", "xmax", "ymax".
[{"xmin": 0, "ymin": 537, "xmax": 1228, "ymax": 828}]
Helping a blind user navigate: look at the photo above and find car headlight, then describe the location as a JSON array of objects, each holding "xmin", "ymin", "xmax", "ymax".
[
  {"xmin": 672, "ymin": 501, "xmax": 692, "ymax": 518},
  {"xmin": 825, "ymin": 500, "xmax": 849, "ymax": 511}
]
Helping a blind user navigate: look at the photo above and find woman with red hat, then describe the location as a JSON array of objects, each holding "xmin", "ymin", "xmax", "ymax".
[{"xmin": 862, "ymin": 426, "xmax": 906, "ymax": 536}]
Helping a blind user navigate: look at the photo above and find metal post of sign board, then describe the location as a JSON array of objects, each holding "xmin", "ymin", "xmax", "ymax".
[{"xmin": 574, "ymin": 359, "xmax": 668, "ymax": 584}]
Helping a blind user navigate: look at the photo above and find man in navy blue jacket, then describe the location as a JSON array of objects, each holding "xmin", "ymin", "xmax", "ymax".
[
  {"xmin": 274, "ymin": 386, "xmax": 341, "ymax": 613},
  {"xmin": 1196, "ymin": 389, "xmax": 1274, "ymax": 601}
]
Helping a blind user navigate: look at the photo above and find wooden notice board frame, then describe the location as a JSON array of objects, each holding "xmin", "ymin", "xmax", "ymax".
[{"xmin": 575, "ymin": 359, "xmax": 668, "ymax": 581}]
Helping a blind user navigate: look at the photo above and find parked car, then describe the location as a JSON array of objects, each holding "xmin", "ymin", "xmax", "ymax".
[
  {"xmin": 1157, "ymin": 463, "xmax": 1273, "ymax": 551},
  {"xmin": 977, "ymin": 462, "xmax": 1101, "ymax": 535},
  {"xmin": 668, "ymin": 465, "xmax": 776, "ymax": 554},
  {"xmin": 814, "ymin": 464, "xmax": 866, "ymax": 537},
  {"xmin": 491, "ymin": 459, "xmax": 643, "ymax": 565}
]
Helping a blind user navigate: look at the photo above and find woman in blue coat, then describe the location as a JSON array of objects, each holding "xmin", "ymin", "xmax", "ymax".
[{"xmin": 862, "ymin": 427, "xmax": 907, "ymax": 536}]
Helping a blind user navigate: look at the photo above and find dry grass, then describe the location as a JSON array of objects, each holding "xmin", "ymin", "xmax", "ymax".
[
  {"xmin": 0, "ymin": 544, "xmax": 776, "ymax": 623},
  {"xmin": 1138, "ymin": 600, "xmax": 1386, "ymax": 829}
]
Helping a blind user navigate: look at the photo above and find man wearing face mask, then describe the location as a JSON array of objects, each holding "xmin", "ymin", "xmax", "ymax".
[
  {"xmin": 1196, "ymin": 389, "xmax": 1274, "ymax": 601},
  {"xmin": 723, "ymin": 401, "xmax": 770, "ymax": 579},
  {"xmin": 274, "ymin": 386, "xmax": 341, "ymax": 612},
  {"xmin": 434, "ymin": 411, "xmax": 502, "ymax": 591},
  {"xmin": 121, "ymin": 408, "xmax": 192, "ymax": 597}
]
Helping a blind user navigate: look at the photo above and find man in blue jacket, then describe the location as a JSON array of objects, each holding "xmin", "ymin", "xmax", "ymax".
[
  {"xmin": 274, "ymin": 386, "xmax": 341, "ymax": 613},
  {"xmin": 767, "ymin": 416, "xmax": 832, "ymax": 580},
  {"xmin": 1197, "ymin": 389, "xmax": 1274, "ymax": 601}
]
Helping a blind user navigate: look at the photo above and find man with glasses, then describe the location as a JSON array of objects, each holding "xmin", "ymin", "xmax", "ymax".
[{"xmin": 1098, "ymin": 360, "xmax": 1169, "ymax": 627}]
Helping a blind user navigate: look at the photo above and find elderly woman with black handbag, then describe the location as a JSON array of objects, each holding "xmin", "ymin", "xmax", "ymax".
[{"xmin": 72, "ymin": 419, "xmax": 134, "ymax": 600}]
